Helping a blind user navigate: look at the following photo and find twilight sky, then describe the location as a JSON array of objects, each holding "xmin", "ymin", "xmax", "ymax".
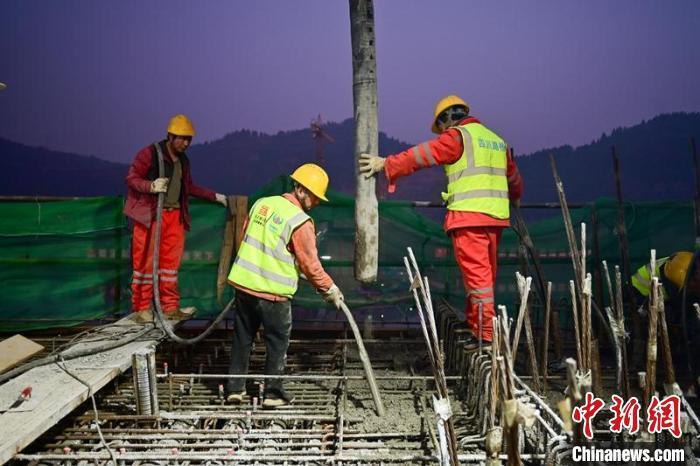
[{"xmin": 1, "ymin": 1, "xmax": 699, "ymax": 162}]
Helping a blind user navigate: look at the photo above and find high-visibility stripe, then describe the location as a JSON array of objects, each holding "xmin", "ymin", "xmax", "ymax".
[
  {"xmin": 281, "ymin": 212, "xmax": 311, "ymax": 240},
  {"xmin": 468, "ymin": 287, "xmax": 493, "ymax": 295},
  {"xmin": 447, "ymin": 166, "xmax": 507, "ymax": 184},
  {"xmin": 412, "ymin": 145, "xmax": 425, "ymax": 167},
  {"xmin": 159, "ymin": 276, "xmax": 178, "ymax": 283},
  {"xmin": 133, "ymin": 271, "xmax": 149, "ymax": 277},
  {"xmin": 459, "ymin": 127, "xmax": 476, "ymax": 167},
  {"xmin": 233, "ymin": 256, "xmax": 296, "ymax": 287},
  {"xmin": 448, "ymin": 190, "xmax": 508, "ymax": 203},
  {"xmin": 159, "ymin": 268, "xmax": 178, "ymax": 275},
  {"xmin": 633, "ymin": 273, "xmax": 651, "ymax": 288},
  {"xmin": 132, "ymin": 278, "xmax": 153, "ymax": 284},
  {"xmin": 421, "ymin": 142, "xmax": 437, "ymax": 166},
  {"xmin": 242, "ymin": 234, "xmax": 295, "ymax": 265},
  {"xmin": 470, "ymin": 296, "xmax": 495, "ymax": 304}
]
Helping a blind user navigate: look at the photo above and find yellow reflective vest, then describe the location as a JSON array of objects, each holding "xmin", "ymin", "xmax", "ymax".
[
  {"xmin": 631, "ymin": 257, "xmax": 668, "ymax": 299},
  {"xmin": 228, "ymin": 196, "xmax": 310, "ymax": 298},
  {"xmin": 441, "ymin": 122, "xmax": 510, "ymax": 219}
]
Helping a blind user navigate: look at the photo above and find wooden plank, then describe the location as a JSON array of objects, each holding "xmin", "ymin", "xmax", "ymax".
[
  {"xmin": 217, "ymin": 196, "xmax": 237, "ymax": 305},
  {"xmin": 0, "ymin": 316, "xmax": 168, "ymax": 465},
  {"xmin": 233, "ymin": 196, "xmax": 248, "ymax": 250},
  {"xmin": 216, "ymin": 195, "xmax": 248, "ymax": 305},
  {"xmin": 0, "ymin": 335, "xmax": 44, "ymax": 375}
]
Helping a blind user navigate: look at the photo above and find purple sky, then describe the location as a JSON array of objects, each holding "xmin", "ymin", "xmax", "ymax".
[{"xmin": 1, "ymin": 1, "xmax": 699, "ymax": 162}]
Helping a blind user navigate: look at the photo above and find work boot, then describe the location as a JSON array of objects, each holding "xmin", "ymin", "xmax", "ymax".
[
  {"xmin": 165, "ymin": 306, "xmax": 198, "ymax": 321},
  {"xmin": 262, "ymin": 388, "xmax": 294, "ymax": 408},
  {"xmin": 226, "ymin": 390, "xmax": 247, "ymax": 404},
  {"xmin": 131, "ymin": 310, "xmax": 154, "ymax": 324},
  {"xmin": 463, "ymin": 333, "xmax": 491, "ymax": 352}
]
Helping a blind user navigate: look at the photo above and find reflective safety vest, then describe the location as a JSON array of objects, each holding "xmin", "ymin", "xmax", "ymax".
[
  {"xmin": 228, "ymin": 196, "xmax": 310, "ymax": 298},
  {"xmin": 441, "ymin": 123, "xmax": 510, "ymax": 219},
  {"xmin": 631, "ymin": 257, "xmax": 668, "ymax": 298}
]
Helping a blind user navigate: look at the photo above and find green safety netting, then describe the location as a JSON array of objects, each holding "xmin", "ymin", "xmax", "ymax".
[{"xmin": 0, "ymin": 177, "xmax": 694, "ymax": 332}]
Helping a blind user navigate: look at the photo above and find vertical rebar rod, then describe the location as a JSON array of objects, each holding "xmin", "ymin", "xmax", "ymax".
[
  {"xmin": 612, "ymin": 145, "xmax": 644, "ymax": 366},
  {"xmin": 542, "ymin": 282, "xmax": 552, "ymax": 391},
  {"xmin": 614, "ymin": 265, "xmax": 631, "ymax": 399},
  {"xmin": 551, "ymin": 154, "xmax": 613, "ymax": 346},
  {"xmin": 569, "ymin": 280, "xmax": 583, "ymax": 365},
  {"xmin": 644, "ymin": 278, "xmax": 660, "ymax": 415},
  {"xmin": 511, "ymin": 272, "xmax": 531, "ymax": 363}
]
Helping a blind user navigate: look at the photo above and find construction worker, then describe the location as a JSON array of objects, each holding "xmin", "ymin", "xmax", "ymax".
[
  {"xmin": 631, "ymin": 251, "xmax": 700, "ymax": 394},
  {"xmin": 631, "ymin": 251, "xmax": 700, "ymax": 303},
  {"xmin": 124, "ymin": 114, "xmax": 227, "ymax": 323},
  {"xmin": 226, "ymin": 163, "xmax": 345, "ymax": 407},
  {"xmin": 359, "ymin": 95, "xmax": 523, "ymax": 349}
]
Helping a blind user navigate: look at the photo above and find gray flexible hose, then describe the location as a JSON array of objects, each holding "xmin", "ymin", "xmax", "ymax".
[{"xmin": 150, "ymin": 143, "xmax": 234, "ymax": 345}]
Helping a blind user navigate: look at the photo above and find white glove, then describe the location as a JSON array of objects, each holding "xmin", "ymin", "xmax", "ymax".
[
  {"xmin": 215, "ymin": 193, "xmax": 228, "ymax": 207},
  {"xmin": 323, "ymin": 284, "xmax": 345, "ymax": 308},
  {"xmin": 358, "ymin": 153, "xmax": 386, "ymax": 179},
  {"xmin": 150, "ymin": 177, "xmax": 169, "ymax": 193}
]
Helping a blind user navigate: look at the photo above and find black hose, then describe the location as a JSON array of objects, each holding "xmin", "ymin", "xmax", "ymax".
[{"xmin": 150, "ymin": 143, "xmax": 235, "ymax": 345}]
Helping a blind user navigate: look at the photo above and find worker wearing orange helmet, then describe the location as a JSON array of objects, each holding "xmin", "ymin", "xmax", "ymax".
[
  {"xmin": 359, "ymin": 95, "xmax": 523, "ymax": 350},
  {"xmin": 225, "ymin": 163, "xmax": 345, "ymax": 407},
  {"xmin": 124, "ymin": 115, "xmax": 227, "ymax": 323}
]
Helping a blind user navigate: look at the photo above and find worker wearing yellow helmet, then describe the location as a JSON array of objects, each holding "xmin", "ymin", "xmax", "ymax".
[
  {"xmin": 124, "ymin": 114, "xmax": 228, "ymax": 324},
  {"xmin": 359, "ymin": 95, "xmax": 523, "ymax": 351},
  {"xmin": 225, "ymin": 163, "xmax": 344, "ymax": 408},
  {"xmin": 632, "ymin": 251, "xmax": 700, "ymax": 395},
  {"xmin": 631, "ymin": 251, "xmax": 700, "ymax": 301}
]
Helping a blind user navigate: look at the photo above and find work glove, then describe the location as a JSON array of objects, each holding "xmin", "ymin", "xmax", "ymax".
[
  {"xmin": 358, "ymin": 153, "xmax": 386, "ymax": 179},
  {"xmin": 150, "ymin": 177, "xmax": 169, "ymax": 193},
  {"xmin": 323, "ymin": 284, "xmax": 345, "ymax": 309},
  {"xmin": 215, "ymin": 193, "xmax": 228, "ymax": 207}
]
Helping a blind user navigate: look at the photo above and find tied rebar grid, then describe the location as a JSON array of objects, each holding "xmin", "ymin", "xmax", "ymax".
[
  {"xmin": 15, "ymin": 334, "xmax": 496, "ymax": 465},
  {"xmin": 435, "ymin": 300, "xmax": 570, "ymax": 465}
]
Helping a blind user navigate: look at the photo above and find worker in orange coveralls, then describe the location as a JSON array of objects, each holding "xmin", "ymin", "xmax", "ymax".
[
  {"xmin": 124, "ymin": 114, "xmax": 227, "ymax": 323},
  {"xmin": 359, "ymin": 95, "xmax": 523, "ymax": 349}
]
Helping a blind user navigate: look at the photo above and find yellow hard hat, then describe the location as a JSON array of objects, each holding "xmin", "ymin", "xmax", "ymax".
[
  {"xmin": 663, "ymin": 251, "xmax": 694, "ymax": 289},
  {"xmin": 167, "ymin": 114, "xmax": 196, "ymax": 137},
  {"xmin": 431, "ymin": 95, "xmax": 470, "ymax": 134},
  {"xmin": 291, "ymin": 163, "xmax": 329, "ymax": 202}
]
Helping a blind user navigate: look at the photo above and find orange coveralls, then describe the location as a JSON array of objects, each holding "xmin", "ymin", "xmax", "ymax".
[{"xmin": 383, "ymin": 117, "xmax": 523, "ymax": 341}]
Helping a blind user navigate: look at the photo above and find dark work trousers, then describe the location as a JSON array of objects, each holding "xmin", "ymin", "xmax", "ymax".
[{"xmin": 227, "ymin": 289, "xmax": 292, "ymax": 396}]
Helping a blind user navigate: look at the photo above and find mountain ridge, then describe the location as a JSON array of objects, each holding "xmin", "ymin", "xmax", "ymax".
[{"xmin": 1, "ymin": 112, "xmax": 699, "ymax": 203}]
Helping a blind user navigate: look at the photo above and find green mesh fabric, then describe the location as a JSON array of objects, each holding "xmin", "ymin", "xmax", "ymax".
[{"xmin": 0, "ymin": 181, "xmax": 693, "ymax": 332}]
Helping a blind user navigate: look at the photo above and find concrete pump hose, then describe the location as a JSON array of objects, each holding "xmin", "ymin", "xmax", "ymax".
[
  {"xmin": 151, "ymin": 146, "xmax": 234, "ymax": 345},
  {"xmin": 337, "ymin": 301, "xmax": 385, "ymax": 416}
]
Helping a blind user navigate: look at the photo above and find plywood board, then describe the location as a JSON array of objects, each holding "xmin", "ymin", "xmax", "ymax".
[{"xmin": 0, "ymin": 335, "xmax": 44, "ymax": 375}]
